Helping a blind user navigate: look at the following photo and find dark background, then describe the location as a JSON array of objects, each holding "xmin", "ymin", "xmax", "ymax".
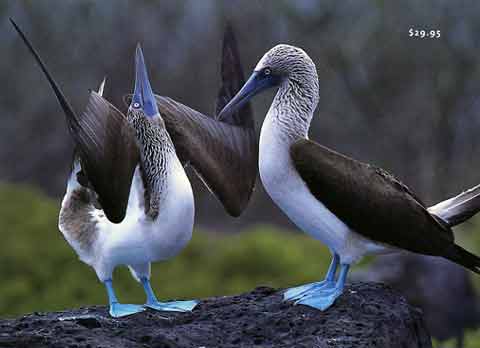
[{"xmin": 3, "ymin": 0, "xmax": 480, "ymax": 231}]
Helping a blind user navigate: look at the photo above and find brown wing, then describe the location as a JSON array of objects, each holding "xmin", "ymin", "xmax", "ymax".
[
  {"xmin": 291, "ymin": 138, "xmax": 454, "ymax": 255},
  {"xmin": 78, "ymin": 92, "xmax": 139, "ymax": 223},
  {"xmin": 160, "ymin": 25, "xmax": 256, "ymax": 216},
  {"xmin": 156, "ymin": 96, "xmax": 256, "ymax": 217},
  {"xmin": 11, "ymin": 19, "xmax": 139, "ymax": 223},
  {"xmin": 123, "ymin": 24, "xmax": 257, "ymax": 217},
  {"xmin": 214, "ymin": 23, "xmax": 254, "ymax": 128}
]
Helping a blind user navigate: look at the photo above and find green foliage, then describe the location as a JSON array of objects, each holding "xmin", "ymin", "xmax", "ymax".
[
  {"xmin": 2, "ymin": 183, "xmax": 480, "ymax": 347},
  {"xmin": 0, "ymin": 183, "xmax": 332, "ymax": 317},
  {"xmin": 433, "ymin": 328, "xmax": 480, "ymax": 348}
]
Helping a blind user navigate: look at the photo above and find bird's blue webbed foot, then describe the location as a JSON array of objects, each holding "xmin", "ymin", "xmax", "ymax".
[
  {"xmin": 296, "ymin": 263, "xmax": 350, "ymax": 311},
  {"xmin": 145, "ymin": 299, "xmax": 198, "ymax": 312},
  {"xmin": 283, "ymin": 280, "xmax": 335, "ymax": 301},
  {"xmin": 109, "ymin": 302, "xmax": 145, "ymax": 318},
  {"xmin": 141, "ymin": 277, "xmax": 198, "ymax": 312},
  {"xmin": 296, "ymin": 285, "xmax": 344, "ymax": 310},
  {"xmin": 283, "ymin": 253, "xmax": 339, "ymax": 302},
  {"xmin": 104, "ymin": 279, "xmax": 145, "ymax": 318}
]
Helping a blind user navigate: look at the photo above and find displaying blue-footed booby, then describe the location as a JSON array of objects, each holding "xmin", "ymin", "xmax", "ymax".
[
  {"xmin": 11, "ymin": 19, "xmax": 256, "ymax": 317},
  {"xmin": 219, "ymin": 44, "xmax": 480, "ymax": 311}
]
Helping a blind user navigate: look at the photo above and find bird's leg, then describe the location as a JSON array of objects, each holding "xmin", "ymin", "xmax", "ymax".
[
  {"xmin": 104, "ymin": 279, "xmax": 144, "ymax": 318},
  {"xmin": 140, "ymin": 277, "xmax": 198, "ymax": 312},
  {"xmin": 283, "ymin": 253, "xmax": 339, "ymax": 301},
  {"xmin": 296, "ymin": 263, "xmax": 350, "ymax": 311}
]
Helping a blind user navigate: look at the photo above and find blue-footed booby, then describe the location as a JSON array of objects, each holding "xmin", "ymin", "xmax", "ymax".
[
  {"xmin": 219, "ymin": 44, "xmax": 480, "ymax": 311},
  {"xmin": 11, "ymin": 19, "xmax": 256, "ymax": 317}
]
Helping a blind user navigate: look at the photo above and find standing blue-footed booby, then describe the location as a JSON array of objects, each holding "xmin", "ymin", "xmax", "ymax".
[
  {"xmin": 219, "ymin": 44, "xmax": 480, "ymax": 311},
  {"xmin": 11, "ymin": 19, "xmax": 256, "ymax": 317}
]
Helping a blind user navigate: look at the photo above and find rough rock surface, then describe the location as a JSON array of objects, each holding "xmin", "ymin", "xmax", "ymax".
[
  {"xmin": 353, "ymin": 252, "xmax": 480, "ymax": 344},
  {"xmin": 0, "ymin": 283, "xmax": 431, "ymax": 348}
]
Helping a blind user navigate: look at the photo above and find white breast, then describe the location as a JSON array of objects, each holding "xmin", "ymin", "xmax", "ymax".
[
  {"xmin": 259, "ymin": 115, "xmax": 389, "ymax": 264},
  {"xmin": 92, "ymin": 156, "xmax": 194, "ymax": 279}
]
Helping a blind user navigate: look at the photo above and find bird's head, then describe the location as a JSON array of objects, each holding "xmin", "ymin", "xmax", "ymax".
[
  {"xmin": 218, "ymin": 44, "xmax": 318, "ymax": 120},
  {"xmin": 129, "ymin": 44, "xmax": 160, "ymax": 119}
]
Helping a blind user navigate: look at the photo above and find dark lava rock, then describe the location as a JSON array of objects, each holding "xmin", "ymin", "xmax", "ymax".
[
  {"xmin": 0, "ymin": 283, "xmax": 431, "ymax": 348},
  {"xmin": 353, "ymin": 252, "xmax": 480, "ymax": 346}
]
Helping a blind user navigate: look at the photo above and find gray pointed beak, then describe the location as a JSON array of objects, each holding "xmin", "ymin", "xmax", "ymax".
[
  {"xmin": 218, "ymin": 69, "xmax": 281, "ymax": 121},
  {"xmin": 218, "ymin": 71, "xmax": 262, "ymax": 121}
]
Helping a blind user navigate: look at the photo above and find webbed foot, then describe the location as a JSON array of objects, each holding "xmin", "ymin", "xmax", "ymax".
[
  {"xmin": 295, "ymin": 286, "xmax": 344, "ymax": 311},
  {"xmin": 284, "ymin": 253, "xmax": 340, "ymax": 302},
  {"xmin": 295, "ymin": 263, "xmax": 350, "ymax": 311},
  {"xmin": 109, "ymin": 302, "xmax": 145, "ymax": 318},
  {"xmin": 145, "ymin": 299, "xmax": 198, "ymax": 312},
  {"xmin": 140, "ymin": 277, "xmax": 198, "ymax": 312},
  {"xmin": 283, "ymin": 280, "xmax": 335, "ymax": 301}
]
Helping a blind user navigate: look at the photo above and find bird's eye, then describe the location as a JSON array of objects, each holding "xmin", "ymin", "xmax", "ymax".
[
  {"xmin": 133, "ymin": 102, "xmax": 140, "ymax": 108},
  {"xmin": 264, "ymin": 68, "xmax": 271, "ymax": 76}
]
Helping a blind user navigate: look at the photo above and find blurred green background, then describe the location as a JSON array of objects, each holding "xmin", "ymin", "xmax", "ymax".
[
  {"xmin": 0, "ymin": 183, "xmax": 333, "ymax": 316},
  {"xmin": 1, "ymin": 182, "xmax": 480, "ymax": 348}
]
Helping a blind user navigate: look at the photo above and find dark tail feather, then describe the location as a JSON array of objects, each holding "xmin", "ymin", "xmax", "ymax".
[
  {"xmin": 428, "ymin": 184, "xmax": 480, "ymax": 227},
  {"xmin": 12, "ymin": 19, "xmax": 138, "ymax": 223},
  {"xmin": 214, "ymin": 22, "xmax": 254, "ymax": 129},
  {"xmin": 9, "ymin": 18, "xmax": 82, "ymax": 141},
  {"xmin": 446, "ymin": 244, "xmax": 480, "ymax": 274}
]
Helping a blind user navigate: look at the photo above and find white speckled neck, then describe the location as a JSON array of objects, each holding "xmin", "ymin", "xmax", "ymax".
[
  {"xmin": 254, "ymin": 44, "xmax": 320, "ymax": 142},
  {"xmin": 265, "ymin": 72, "xmax": 319, "ymax": 144}
]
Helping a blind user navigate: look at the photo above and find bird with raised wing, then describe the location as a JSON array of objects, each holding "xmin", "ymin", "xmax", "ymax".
[
  {"xmin": 218, "ymin": 44, "xmax": 480, "ymax": 311},
  {"xmin": 126, "ymin": 24, "xmax": 257, "ymax": 218},
  {"xmin": 11, "ymin": 19, "xmax": 256, "ymax": 317}
]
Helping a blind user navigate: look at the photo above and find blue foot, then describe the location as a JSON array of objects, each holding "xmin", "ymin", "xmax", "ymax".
[
  {"xmin": 109, "ymin": 302, "xmax": 145, "ymax": 318},
  {"xmin": 296, "ymin": 288, "xmax": 343, "ymax": 311},
  {"xmin": 283, "ymin": 282, "xmax": 319, "ymax": 301},
  {"xmin": 145, "ymin": 299, "xmax": 198, "ymax": 312},
  {"xmin": 285, "ymin": 253, "xmax": 340, "ymax": 302},
  {"xmin": 140, "ymin": 277, "xmax": 198, "ymax": 312},
  {"xmin": 296, "ymin": 263, "xmax": 350, "ymax": 311},
  {"xmin": 296, "ymin": 286, "xmax": 344, "ymax": 311},
  {"xmin": 283, "ymin": 280, "xmax": 335, "ymax": 301},
  {"xmin": 103, "ymin": 279, "xmax": 145, "ymax": 318}
]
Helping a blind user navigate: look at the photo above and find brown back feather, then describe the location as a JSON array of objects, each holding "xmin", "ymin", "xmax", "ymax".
[{"xmin": 290, "ymin": 139, "xmax": 455, "ymax": 255}]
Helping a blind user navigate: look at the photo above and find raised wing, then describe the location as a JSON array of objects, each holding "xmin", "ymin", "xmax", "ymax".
[
  {"xmin": 161, "ymin": 26, "xmax": 256, "ymax": 217},
  {"xmin": 156, "ymin": 95, "xmax": 256, "ymax": 217},
  {"xmin": 124, "ymin": 24, "xmax": 257, "ymax": 217},
  {"xmin": 290, "ymin": 138, "xmax": 455, "ymax": 255},
  {"xmin": 79, "ymin": 92, "xmax": 139, "ymax": 223},
  {"xmin": 11, "ymin": 19, "xmax": 139, "ymax": 223},
  {"xmin": 214, "ymin": 23, "xmax": 254, "ymax": 128}
]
